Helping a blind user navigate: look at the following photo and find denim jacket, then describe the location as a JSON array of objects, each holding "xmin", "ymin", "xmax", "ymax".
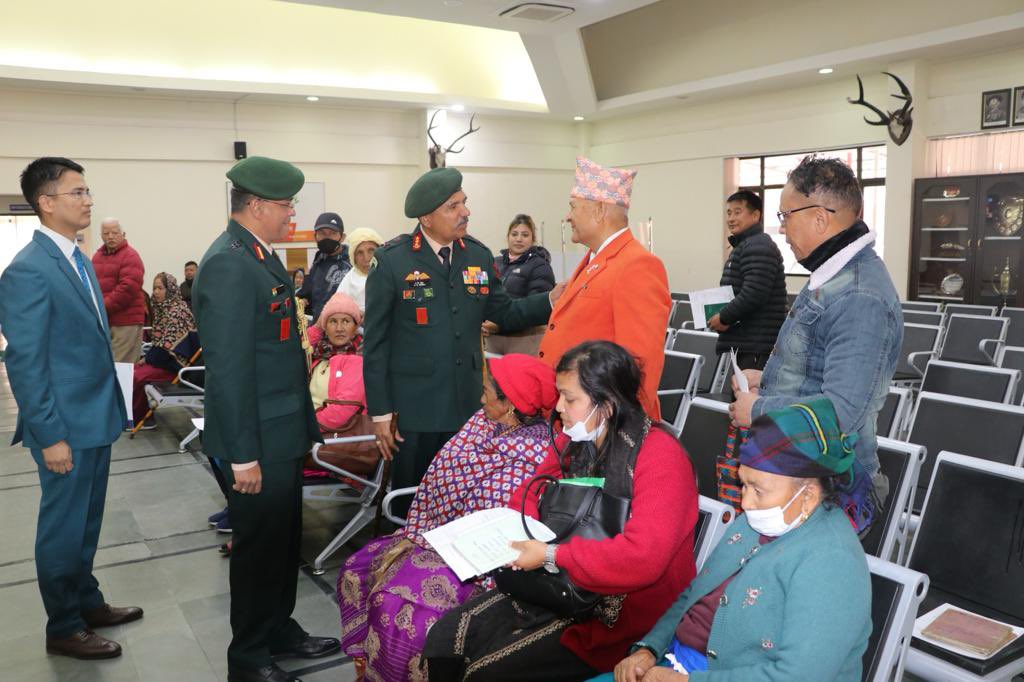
[{"xmin": 752, "ymin": 238, "xmax": 902, "ymax": 475}]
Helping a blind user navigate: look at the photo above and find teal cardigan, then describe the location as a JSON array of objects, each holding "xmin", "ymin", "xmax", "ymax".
[{"xmin": 636, "ymin": 505, "xmax": 870, "ymax": 681}]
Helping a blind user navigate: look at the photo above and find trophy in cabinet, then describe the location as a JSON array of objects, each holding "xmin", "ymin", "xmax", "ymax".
[{"xmin": 993, "ymin": 257, "xmax": 1016, "ymax": 304}]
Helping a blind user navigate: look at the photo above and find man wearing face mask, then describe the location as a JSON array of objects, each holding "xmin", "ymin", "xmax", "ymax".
[{"xmin": 297, "ymin": 212, "xmax": 351, "ymax": 320}]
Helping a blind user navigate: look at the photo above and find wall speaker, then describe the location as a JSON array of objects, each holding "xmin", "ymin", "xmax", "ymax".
[{"xmin": 234, "ymin": 141, "xmax": 247, "ymax": 160}]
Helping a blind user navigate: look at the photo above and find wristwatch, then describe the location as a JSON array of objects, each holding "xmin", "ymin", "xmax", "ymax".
[{"xmin": 543, "ymin": 544, "xmax": 559, "ymax": 573}]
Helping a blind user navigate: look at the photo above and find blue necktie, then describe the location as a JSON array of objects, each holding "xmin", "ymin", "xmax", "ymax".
[{"xmin": 72, "ymin": 246, "xmax": 92, "ymax": 292}]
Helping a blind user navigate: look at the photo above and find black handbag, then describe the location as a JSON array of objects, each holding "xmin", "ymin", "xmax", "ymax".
[{"xmin": 492, "ymin": 472, "xmax": 631, "ymax": 622}]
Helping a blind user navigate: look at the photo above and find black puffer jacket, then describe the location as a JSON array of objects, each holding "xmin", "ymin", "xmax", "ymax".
[
  {"xmin": 494, "ymin": 246, "xmax": 556, "ymax": 298},
  {"xmin": 716, "ymin": 224, "xmax": 787, "ymax": 354}
]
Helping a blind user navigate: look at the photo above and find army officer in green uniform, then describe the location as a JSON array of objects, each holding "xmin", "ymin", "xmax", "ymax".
[
  {"xmin": 364, "ymin": 167, "xmax": 558, "ymax": 514},
  {"xmin": 194, "ymin": 157, "xmax": 338, "ymax": 682}
]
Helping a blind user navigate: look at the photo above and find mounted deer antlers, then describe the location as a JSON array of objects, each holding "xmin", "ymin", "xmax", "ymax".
[
  {"xmin": 847, "ymin": 72, "xmax": 914, "ymax": 146},
  {"xmin": 427, "ymin": 110, "xmax": 481, "ymax": 169}
]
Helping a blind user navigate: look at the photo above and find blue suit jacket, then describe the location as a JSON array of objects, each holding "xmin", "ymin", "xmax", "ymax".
[{"xmin": 0, "ymin": 230, "xmax": 126, "ymax": 450}]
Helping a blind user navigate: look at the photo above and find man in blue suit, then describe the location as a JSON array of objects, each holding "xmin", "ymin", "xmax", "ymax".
[{"xmin": 0, "ymin": 157, "xmax": 142, "ymax": 659}]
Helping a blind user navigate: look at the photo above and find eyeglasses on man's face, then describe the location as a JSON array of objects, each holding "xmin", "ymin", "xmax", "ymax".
[
  {"xmin": 260, "ymin": 198, "xmax": 299, "ymax": 209},
  {"xmin": 44, "ymin": 189, "xmax": 93, "ymax": 201},
  {"xmin": 776, "ymin": 204, "xmax": 835, "ymax": 226}
]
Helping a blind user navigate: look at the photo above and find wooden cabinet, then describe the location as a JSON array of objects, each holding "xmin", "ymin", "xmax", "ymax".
[{"xmin": 911, "ymin": 174, "xmax": 1024, "ymax": 306}]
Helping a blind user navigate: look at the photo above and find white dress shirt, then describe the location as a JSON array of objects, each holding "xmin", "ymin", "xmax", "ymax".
[
  {"xmin": 37, "ymin": 226, "xmax": 102, "ymax": 319},
  {"xmin": 586, "ymin": 227, "xmax": 629, "ymax": 264}
]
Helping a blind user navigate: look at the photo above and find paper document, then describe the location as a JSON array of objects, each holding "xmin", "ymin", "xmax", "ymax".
[
  {"xmin": 115, "ymin": 363, "xmax": 134, "ymax": 426},
  {"xmin": 689, "ymin": 286, "xmax": 734, "ymax": 330},
  {"xmin": 730, "ymin": 350, "xmax": 749, "ymax": 393},
  {"xmin": 422, "ymin": 508, "xmax": 556, "ymax": 582},
  {"xmin": 914, "ymin": 604, "xmax": 1024, "ymax": 660}
]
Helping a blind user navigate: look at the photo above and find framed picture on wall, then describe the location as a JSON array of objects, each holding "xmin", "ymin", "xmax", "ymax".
[
  {"xmin": 981, "ymin": 88, "xmax": 1011, "ymax": 129},
  {"xmin": 1013, "ymin": 86, "xmax": 1024, "ymax": 127}
]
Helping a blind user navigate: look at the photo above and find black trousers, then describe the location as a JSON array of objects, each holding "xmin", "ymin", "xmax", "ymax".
[
  {"xmin": 221, "ymin": 458, "xmax": 307, "ymax": 672},
  {"xmin": 424, "ymin": 592, "xmax": 597, "ymax": 682},
  {"xmin": 735, "ymin": 351, "xmax": 769, "ymax": 371},
  {"xmin": 390, "ymin": 430, "xmax": 456, "ymax": 518}
]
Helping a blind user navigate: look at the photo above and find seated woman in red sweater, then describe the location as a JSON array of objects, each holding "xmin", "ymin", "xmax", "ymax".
[{"xmin": 423, "ymin": 340, "xmax": 699, "ymax": 681}]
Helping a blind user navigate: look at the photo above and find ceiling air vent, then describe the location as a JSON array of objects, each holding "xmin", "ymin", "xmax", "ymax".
[{"xmin": 500, "ymin": 3, "xmax": 575, "ymax": 22}]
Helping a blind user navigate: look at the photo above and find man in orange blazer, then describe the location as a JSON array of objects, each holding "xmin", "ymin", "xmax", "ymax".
[{"xmin": 538, "ymin": 156, "xmax": 671, "ymax": 420}]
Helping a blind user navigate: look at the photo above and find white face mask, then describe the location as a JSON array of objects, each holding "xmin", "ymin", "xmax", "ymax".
[
  {"xmin": 744, "ymin": 484, "xmax": 807, "ymax": 537},
  {"xmin": 562, "ymin": 404, "xmax": 606, "ymax": 442}
]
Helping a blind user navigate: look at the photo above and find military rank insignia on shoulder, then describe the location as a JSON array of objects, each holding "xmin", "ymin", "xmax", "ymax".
[{"xmin": 229, "ymin": 239, "xmax": 244, "ymax": 250}]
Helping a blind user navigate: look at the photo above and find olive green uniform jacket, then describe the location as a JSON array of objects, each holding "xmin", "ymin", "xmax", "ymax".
[
  {"xmin": 193, "ymin": 220, "xmax": 321, "ymax": 463},
  {"xmin": 363, "ymin": 226, "xmax": 552, "ymax": 433}
]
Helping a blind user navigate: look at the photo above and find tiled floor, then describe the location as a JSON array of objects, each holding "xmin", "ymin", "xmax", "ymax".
[{"xmin": 0, "ymin": 365, "xmax": 360, "ymax": 681}]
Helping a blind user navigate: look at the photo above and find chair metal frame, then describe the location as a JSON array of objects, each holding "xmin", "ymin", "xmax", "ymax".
[
  {"xmin": 901, "ymin": 301, "xmax": 942, "ymax": 313},
  {"xmin": 864, "ymin": 555, "xmax": 930, "ymax": 682},
  {"xmin": 143, "ymin": 365, "xmax": 206, "ymax": 451},
  {"xmin": 934, "ymin": 313, "xmax": 1008, "ymax": 365},
  {"xmin": 874, "ymin": 437, "xmax": 925, "ymax": 564},
  {"xmin": 305, "ymin": 434, "xmax": 388, "ymax": 575},
  {"xmin": 899, "ymin": 323, "xmax": 943, "ymax": 383},
  {"xmin": 658, "ymin": 350, "xmax": 704, "ymax": 433},
  {"xmin": 943, "ymin": 303, "xmax": 997, "ymax": 317},
  {"xmin": 694, "ymin": 495, "xmax": 734, "ymax": 572},
  {"xmin": 904, "ymin": 453, "xmax": 1024, "ymax": 682},
  {"xmin": 996, "ymin": 345, "xmax": 1024, "ymax": 405},
  {"xmin": 670, "ymin": 329, "xmax": 727, "ymax": 394},
  {"xmin": 919, "ymin": 359, "xmax": 1020, "ymax": 404},
  {"xmin": 881, "ymin": 387, "xmax": 913, "ymax": 440}
]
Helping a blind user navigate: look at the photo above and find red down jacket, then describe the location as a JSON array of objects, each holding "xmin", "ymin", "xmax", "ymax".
[{"xmin": 92, "ymin": 239, "xmax": 146, "ymax": 326}]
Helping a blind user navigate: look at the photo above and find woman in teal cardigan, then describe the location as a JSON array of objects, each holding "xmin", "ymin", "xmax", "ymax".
[{"xmin": 600, "ymin": 397, "xmax": 872, "ymax": 682}]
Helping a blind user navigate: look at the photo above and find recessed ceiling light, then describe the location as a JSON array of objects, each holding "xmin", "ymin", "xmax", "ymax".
[
  {"xmin": 818, "ymin": 67, "xmax": 834, "ymax": 75},
  {"xmin": 306, "ymin": 95, "xmax": 320, "ymax": 102},
  {"xmin": 573, "ymin": 115, "xmax": 585, "ymax": 121},
  {"xmin": 450, "ymin": 103, "xmax": 465, "ymax": 112}
]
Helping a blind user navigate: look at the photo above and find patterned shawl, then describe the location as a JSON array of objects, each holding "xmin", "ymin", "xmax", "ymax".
[
  {"xmin": 403, "ymin": 410, "xmax": 551, "ymax": 547},
  {"xmin": 151, "ymin": 273, "xmax": 196, "ymax": 362}
]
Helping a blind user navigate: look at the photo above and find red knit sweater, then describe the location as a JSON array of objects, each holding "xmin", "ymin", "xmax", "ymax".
[
  {"xmin": 92, "ymin": 240, "xmax": 146, "ymax": 326},
  {"xmin": 507, "ymin": 427, "xmax": 698, "ymax": 672}
]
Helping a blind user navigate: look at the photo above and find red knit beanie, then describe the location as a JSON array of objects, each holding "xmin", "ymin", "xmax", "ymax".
[{"xmin": 488, "ymin": 354, "xmax": 558, "ymax": 417}]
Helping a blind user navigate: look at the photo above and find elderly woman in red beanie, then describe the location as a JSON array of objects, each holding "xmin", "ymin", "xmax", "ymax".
[
  {"xmin": 338, "ymin": 353, "xmax": 558, "ymax": 682},
  {"xmin": 306, "ymin": 290, "xmax": 365, "ymax": 430}
]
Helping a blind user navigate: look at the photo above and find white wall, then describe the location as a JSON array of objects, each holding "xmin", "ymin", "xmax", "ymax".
[
  {"xmin": 0, "ymin": 89, "xmax": 577, "ymax": 285},
  {"xmin": 588, "ymin": 45, "xmax": 1024, "ymax": 297}
]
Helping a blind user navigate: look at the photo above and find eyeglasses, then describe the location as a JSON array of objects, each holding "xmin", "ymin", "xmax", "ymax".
[
  {"xmin": 44, "ymin": 189, "xmax": 93, "ymax": 201},
  {"xmin": 260, "ymin": 198, "xmax": 299, "ymax": 209},
  {"xmin": 776, "ymin": 204, "xmax": 835, "ymax": 226}
]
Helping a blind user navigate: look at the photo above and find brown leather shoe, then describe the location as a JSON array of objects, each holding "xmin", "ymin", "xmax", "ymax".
[
  {"xmin": 82, "ymin": 603, "xmax": 144, "ymax": 628},
  {"xmin": 46, "ymin": 630, "xmax": 122, "ymax": 659}
]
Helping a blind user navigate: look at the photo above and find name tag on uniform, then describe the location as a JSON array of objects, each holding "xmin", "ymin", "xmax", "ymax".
[
  {"xmin": 280, "ymin": 317, "xmax": 291, "ymax": 341},
  {"xmin": 416, "ymin": 307, "xmax": 428, "ymax": 325}
]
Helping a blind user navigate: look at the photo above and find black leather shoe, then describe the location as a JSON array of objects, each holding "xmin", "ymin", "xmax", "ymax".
[
  {"xmin": 269, "ymin": 634, "xmax": 340, "ymax": 660},
  {"xmin": 227, "ymin": 663, "xmax": 302, "ymax": 682}
]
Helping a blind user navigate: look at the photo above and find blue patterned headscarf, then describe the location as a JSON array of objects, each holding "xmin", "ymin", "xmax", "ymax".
[{"xmin": 740, "ymin": 398, "xmax": 875, "ymax": 533}]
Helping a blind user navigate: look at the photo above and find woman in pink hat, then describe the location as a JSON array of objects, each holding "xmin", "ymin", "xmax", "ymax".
[{"xmin": 306, "ymin": 290, "xmax": 365, "ymax": 429}]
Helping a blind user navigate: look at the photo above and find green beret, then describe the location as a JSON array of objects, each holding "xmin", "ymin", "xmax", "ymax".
[
  {"xmin": 404, "ymin": 167, "xmax": 463, "ymax": 219},
  {"xmin": 226, "ymin": 156, "xmax": 304, "ymax": 200}
]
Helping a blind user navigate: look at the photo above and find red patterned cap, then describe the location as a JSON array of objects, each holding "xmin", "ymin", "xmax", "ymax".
[{"xmin": 570, "ymin": 155, "xmax": 637, "ymax": 208}]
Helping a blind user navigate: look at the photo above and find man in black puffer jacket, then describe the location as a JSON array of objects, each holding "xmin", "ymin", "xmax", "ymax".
[{"xmin": 708, "ymin": 190, "xmax": 787, "ymax": 370}]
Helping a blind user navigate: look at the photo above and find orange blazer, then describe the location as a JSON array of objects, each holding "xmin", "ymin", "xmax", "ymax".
[{"xmin": 538, "ymin": 230, "xmax": 671, "ymax": 420}]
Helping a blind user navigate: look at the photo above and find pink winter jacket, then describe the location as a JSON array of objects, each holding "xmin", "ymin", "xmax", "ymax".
[
  {"xmin": 91, "ymin": 240, "xmax": 146, "ymax": 326},
  {"xmin": 307, "ymin": 326, "xmax": 367, "ymax": 431}
]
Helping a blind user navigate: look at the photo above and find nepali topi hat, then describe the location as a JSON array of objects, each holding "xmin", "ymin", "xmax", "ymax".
[{"xmin": 570, "ymin": 155, "xmax": 637, "ymax": 209}]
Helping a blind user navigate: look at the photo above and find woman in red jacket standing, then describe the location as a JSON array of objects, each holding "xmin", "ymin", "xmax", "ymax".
[{"xmin": 423, "ymin": 340, "xmax": 699, "ymax": 681}]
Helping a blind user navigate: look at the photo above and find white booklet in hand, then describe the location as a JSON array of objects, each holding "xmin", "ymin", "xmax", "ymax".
[
  {"xmin": 422, "ymin": 507, "xmax": 556, "ymax": 582},
  {"xmin": 689, "ymin": 286, "xmax": 734, "ymax": 330},
  {"xmin": 730, "ymin": 349, "xmax": 749, "ymax": 393}
]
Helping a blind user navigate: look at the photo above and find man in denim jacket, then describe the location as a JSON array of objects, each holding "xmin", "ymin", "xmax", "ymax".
[{"xmin": 731, "ymin": 156, "xmax": 902, "ymax": 485}]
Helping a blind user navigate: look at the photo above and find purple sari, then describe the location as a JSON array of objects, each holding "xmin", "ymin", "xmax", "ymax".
[{"xmin": 338, "ymin": 411, "xmax": 551, "ymax": 682}]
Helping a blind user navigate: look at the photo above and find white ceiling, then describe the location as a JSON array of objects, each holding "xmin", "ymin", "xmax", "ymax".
[{"xmin": 0, "ymin": 0, "xmax": 1022, "ymax": 121}]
